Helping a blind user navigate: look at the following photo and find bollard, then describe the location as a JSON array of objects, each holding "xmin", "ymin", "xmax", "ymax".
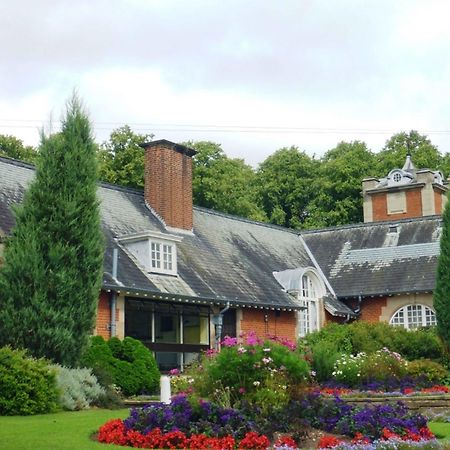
[{"xmin": 160, "ymin": 375, "xmax": 171, "ymax": 404}]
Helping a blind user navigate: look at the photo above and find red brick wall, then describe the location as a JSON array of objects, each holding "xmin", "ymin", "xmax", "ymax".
[
  {"xmin": 144, "ymin": 141, "xmax": 194, "ymax": 230},
  {"xmin": 95, "ymin": 291, "xmax": 119, "ymax": 339},
  {"xmin": 371, "ymin": 189, "xmax": 423, "ymax": 222},
  {"xmin": 324, "ymin": 310, "xmax": 343, "ymax": 324},
  {"xmin": 240, "ymin": 309, "xmax": 297, "ymax": 341},
  {"xmin": 434, "ymin": 189, "xmax": 443, "ymax": 215},
  {"xmin": 357, "ymin": 297, "xmax": 387, "ymax": 322}
]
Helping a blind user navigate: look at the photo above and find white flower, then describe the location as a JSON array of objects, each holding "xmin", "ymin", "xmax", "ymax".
[
  {"xmin": 262, "ymin": 357, "xmax": 273, "ymax": 364},
  {"xmin": 253, "ymin": 381, "xmax": 261, "ymax": 387},
  {"xmin": 263, "ymin": 348, "xmax": 271, "ymax": 352}
]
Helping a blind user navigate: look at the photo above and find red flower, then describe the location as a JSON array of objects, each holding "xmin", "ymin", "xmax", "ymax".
[
  {"xmin": 351, "ymin": 432, "xmax": 370, "ymax": 444},
  {"xmin": 381, "ymin": 428, "xmax": 401, "ymax": 441},
  {"xmin": 275, "ymin": 435, "xmax": 298, "ymax": 448},
  {"xmin": 239, "ymin": 431, "xmax": 271, "ymax": 449},
  {"xmin": 419, "ymin": 427, "xmax": 435, "ymax": 440},
  {"xmin": 97, "ymin": 419, "xmax": 128, "ymax": 445},
  {"xmin": 317, "ymin": 435, "xmax": 343, "ymax": 448},
  {"xmin": 402, "ymin": 387, "xmax": 414, "ymax": 395}
]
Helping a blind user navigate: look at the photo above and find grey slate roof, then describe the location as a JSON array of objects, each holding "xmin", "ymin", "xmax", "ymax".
[
  {"xmin": 302, "ymin": 217, "xmax": 441, "ymax": 298},
  {"xmin": 0, "ymin": 156, "xmax": 313, "ymax": 310},
  {"xmin": 0, "ymin": 156, "xmax": 442, "ymax": 306}
]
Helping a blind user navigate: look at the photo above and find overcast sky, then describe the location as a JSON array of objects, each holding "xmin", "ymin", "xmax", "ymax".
[{"xmin": 2, "ymin": 0, "xmax": 450, "ymax": 166}]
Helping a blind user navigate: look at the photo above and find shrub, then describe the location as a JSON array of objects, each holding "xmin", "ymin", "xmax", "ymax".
[
  {"xmin": 332, "ymin": 353, "xmax": 365, "ymax": 386},
  {"xmin": 406, "ymin": 359, "xmax": 448, "ymax": 384},
  {"xmin": 192, "ymin": 334, "xmax": 310, "ymax": 410},
  {"xmin": 80, "ymin": 336, "xmax": 160, "ymax": 396},
  {"xmin": 305, "ymin": 322, "xmax": 445, "ymax": 364},
  {"xmin": 311, "ymin": 340, "xmax": 340, "ymax": 382},
  {"xmin": 52, "ymin": 365, "xmax": 105, "ymax": 410},
  {"xmin": 0, "ymin": 346, "xmax": 58, "ymax": 415},
  {"xmin": 360, "ymin": 348, "xmax": 408, "ymax": 382}
]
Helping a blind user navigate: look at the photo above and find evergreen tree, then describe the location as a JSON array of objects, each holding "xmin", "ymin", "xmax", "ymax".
[
  {"xmin": 0, "ymin": 96, "xmax": 104, "ymax": 366},
  {"xmin": 434, "ymin": 198, "xmax": 450, "ymax": 350}
]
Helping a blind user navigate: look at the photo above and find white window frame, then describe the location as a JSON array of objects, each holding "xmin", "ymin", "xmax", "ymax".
[
  {"xmin": 298, "ymin": 274, "xmax": 320, "ymax": 337},
  {"xmin": 389, "ymin": 304, "xmax": 437, "ymax": 329},
  {"xmin": 118, "ymin": 230, "xmax": 182, "ymax": 276},
  {"xmin": 150, "ymin": 239, "xmax": 176, "ymax": 275}
]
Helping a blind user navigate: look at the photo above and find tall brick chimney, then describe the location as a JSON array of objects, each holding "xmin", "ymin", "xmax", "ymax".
[{"xmin": 142, "ymin": 140, "xmax": 196, "ymax": 232}]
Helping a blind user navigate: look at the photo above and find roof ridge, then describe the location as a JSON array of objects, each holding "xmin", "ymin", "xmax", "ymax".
[
  {"xmin": 301, "ymin": 214, "xmax": 441, "ymax": 235},
  {"xmin": 193, "ymin": 206, "xmax": 300, "ymax": 234},
  {"xmin": 0, "ymin": 155, "xmax": 35, "ymax": 170}
]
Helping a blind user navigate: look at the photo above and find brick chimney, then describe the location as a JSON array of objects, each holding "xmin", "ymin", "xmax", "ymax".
[{"xmin": 142, "ymin": 140, "xmax": 196, "ymax": 231}]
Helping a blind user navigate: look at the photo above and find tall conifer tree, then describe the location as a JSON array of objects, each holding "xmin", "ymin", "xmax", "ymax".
[
  {"xmin": 0, "ymin": 96, "xmax": 104, "ymax": 366},
  {"xmin": 435, "ymin": 197, "xmax": 450, "ymax": 350}
]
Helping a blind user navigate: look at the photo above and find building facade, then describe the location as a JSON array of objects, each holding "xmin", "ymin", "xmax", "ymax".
[{"xmin": 0, "ymin": 145, "xmax": 445, "ymax": 370}]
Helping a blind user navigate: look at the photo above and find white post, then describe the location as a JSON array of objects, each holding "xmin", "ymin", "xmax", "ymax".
[{"xmin": 160, "ymin": 375, "xmax": 171, "ymax": 404}]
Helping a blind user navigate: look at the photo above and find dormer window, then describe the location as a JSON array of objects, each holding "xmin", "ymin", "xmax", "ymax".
[
  {"xmin": 118, "ymin": 231, "xmax": 182, "ymax": 276},
  {"xmin": 151, "ymin": 241, "xmax": 174, "ymax": 273}
]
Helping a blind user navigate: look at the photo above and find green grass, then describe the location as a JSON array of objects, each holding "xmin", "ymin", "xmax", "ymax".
[
  {"xmin": 429, "ymin": 421, "xmax": 450, "ymax": 440},
  {"xmin": 0, "ymin": 408, "xmax": 129, "ymax": 450}
]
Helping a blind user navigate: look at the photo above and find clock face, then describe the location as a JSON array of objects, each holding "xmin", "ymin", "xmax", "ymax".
[{"xmin": 392, "ymin": 171, "xmax": 402, "ymax": 183}]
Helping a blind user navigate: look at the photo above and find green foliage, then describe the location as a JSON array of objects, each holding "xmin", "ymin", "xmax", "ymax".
[
  {"xmin": 332, "ymin": 349, "xmax": 408, "ymax": 386},
  {"xmin": 98, "ymin": 125, "xmax": 153, "ymax": 188},
  {"xmin": 305, "ymin": 321, "xmax": 445, "ymax": 363},
  {"xmin": 0, "ymin": 96, "xmax": 104, "ymax": 366},
  {"xmin": 52, "ymin": 365, "xmax": 105, "ymax": 411},
  {"xmin": 360, "ymin": 349, "xmax": 408, "ymax": 382},
  {"xmin": 377, "ymin": 130, "xmax": 445, "ymax": 176},
  {"xmin": 256, "ymin": 146, "xmax": 318, "ymax": 228},
  {"xmin": 406, "ymin": 359, "xmax": 448, "ymax": 384},
  {"xmin": 80, "ymin": 336, "xmax": 160, "ymax": 397},
  {"xmin": 0, "ymin": 134, "xmax": 37, "ymax": 163},
  {"xmin": 303, "ymin": 141, "xmax": 377, "ymax": 228},
  {"xmin": 188, "ymin": 140, "xmax": 266, "ymax": 221},
  {"xmin": 0, "ymin": 346, "xmax": 58, "ymax": 415},
  {"xmin": 191, "ymin": 340, "xmax": 309, "ymax": 411},
  {"xmin": 310, "ymin": 340, "xmax": 340, "ymax": 382},
  {"xmin": 435, "ymin": 195, "xmax": 450, "ymax": 351}
]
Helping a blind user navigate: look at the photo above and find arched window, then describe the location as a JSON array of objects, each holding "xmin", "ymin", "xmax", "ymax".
[
  {"xmin": 298, "ymin": 274, "xmax": 319, "ymax": 337},
  {"xmin": 389, "ymin": 304, "xmax": 436, "ymax": 329}
]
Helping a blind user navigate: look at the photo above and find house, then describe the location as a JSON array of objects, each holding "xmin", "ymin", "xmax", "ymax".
[{"xmin": 0, "ymin": 140, "xmax": 446, "ymax": 370}]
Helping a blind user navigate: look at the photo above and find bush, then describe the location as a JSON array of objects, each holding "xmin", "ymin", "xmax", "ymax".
[
  {"xmin": 360, "ymin": 348, "xmax": 408, "ymax": 382},
  {"xmin": 0, "ymin": 346, "xmax": 58, "ymax": 415},
  {"xmin": 332, "ymin": 353, "xmax": 365, "ymax": 386},
  {"xmin": 311, "ymin": 340, "xmax": 340, "ymax": 382},
  {"xmin": 305, "ymin": 321, "xmax": 445, "ymax": 364},
  {"xmin": 188, "ymin": 333, "xmax": 310, "ymax": 413},
  {"xmin": 80, "ymin": 336, "xmax": 160, "ymax": 396},
  {"xmin": 52, "ymin": 365, "xmax": 105, "ymax": 410},
  {"xmin": 406, "ymin": 359, "xmax": 448, "ymax": 384}
]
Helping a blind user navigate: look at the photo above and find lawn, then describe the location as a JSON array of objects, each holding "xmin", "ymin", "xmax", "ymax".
[
  {"xmin": 0, "ymin": 408, "xmax": 129, "ymax": 450},
  {"xmin": 429, "ymin": 422, "xmax": 450, "ymax": 441},
  {"xmin": 1, "ymin": 409, "xmax": 449, "ymax": 450}
]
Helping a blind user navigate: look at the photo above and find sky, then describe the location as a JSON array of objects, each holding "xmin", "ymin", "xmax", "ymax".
[{"xmin": 2, "ymin": 0, "xmax": 450, "ymax": 167}]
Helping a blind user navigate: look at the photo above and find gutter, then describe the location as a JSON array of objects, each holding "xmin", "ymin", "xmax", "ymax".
[{"xmin": 110, "ymin": 248, "xmax": 118, "ymax": 337}]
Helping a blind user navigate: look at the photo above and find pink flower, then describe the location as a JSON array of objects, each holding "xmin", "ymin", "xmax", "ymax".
[{"xmin": 239, "ymin": 387, "xmax": 246, "ymax": 394}]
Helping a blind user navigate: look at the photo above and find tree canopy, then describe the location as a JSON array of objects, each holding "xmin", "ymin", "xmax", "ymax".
[
  {"xmin": 0, "ymin": 96, "xmax": 104, "ymax": 366},
  {"xmin": 98, "ymin": 125, "xmax": 153, "ymax": 189},
  {"xmin": 0, "ymin": 134, "xmax": 37, "ymax": 163},
  {"xmin": 3, "ymin": 126, "xmax": 448, "ymax": 230}
]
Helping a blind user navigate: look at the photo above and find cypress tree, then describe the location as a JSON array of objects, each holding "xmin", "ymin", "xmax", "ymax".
[
  {"xmin": 435, "ymin": 196, "xmax": 450, "ymax": 350},
  {"xmin": 0, "ymin": 96, "xmax": 104, "ymax": 366}
]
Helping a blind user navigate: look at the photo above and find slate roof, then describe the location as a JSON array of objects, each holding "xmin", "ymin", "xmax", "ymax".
[
  {"xmin": 0, "ymin": 156, "xmax": 314, "ymax": 310},
  {"xmin": 0, "ymin": 155, "xmax": 442, "ymax": 306},
  {"xmin": 302, "ymin": 217, "xmax": 441, "ymax": 298}
]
